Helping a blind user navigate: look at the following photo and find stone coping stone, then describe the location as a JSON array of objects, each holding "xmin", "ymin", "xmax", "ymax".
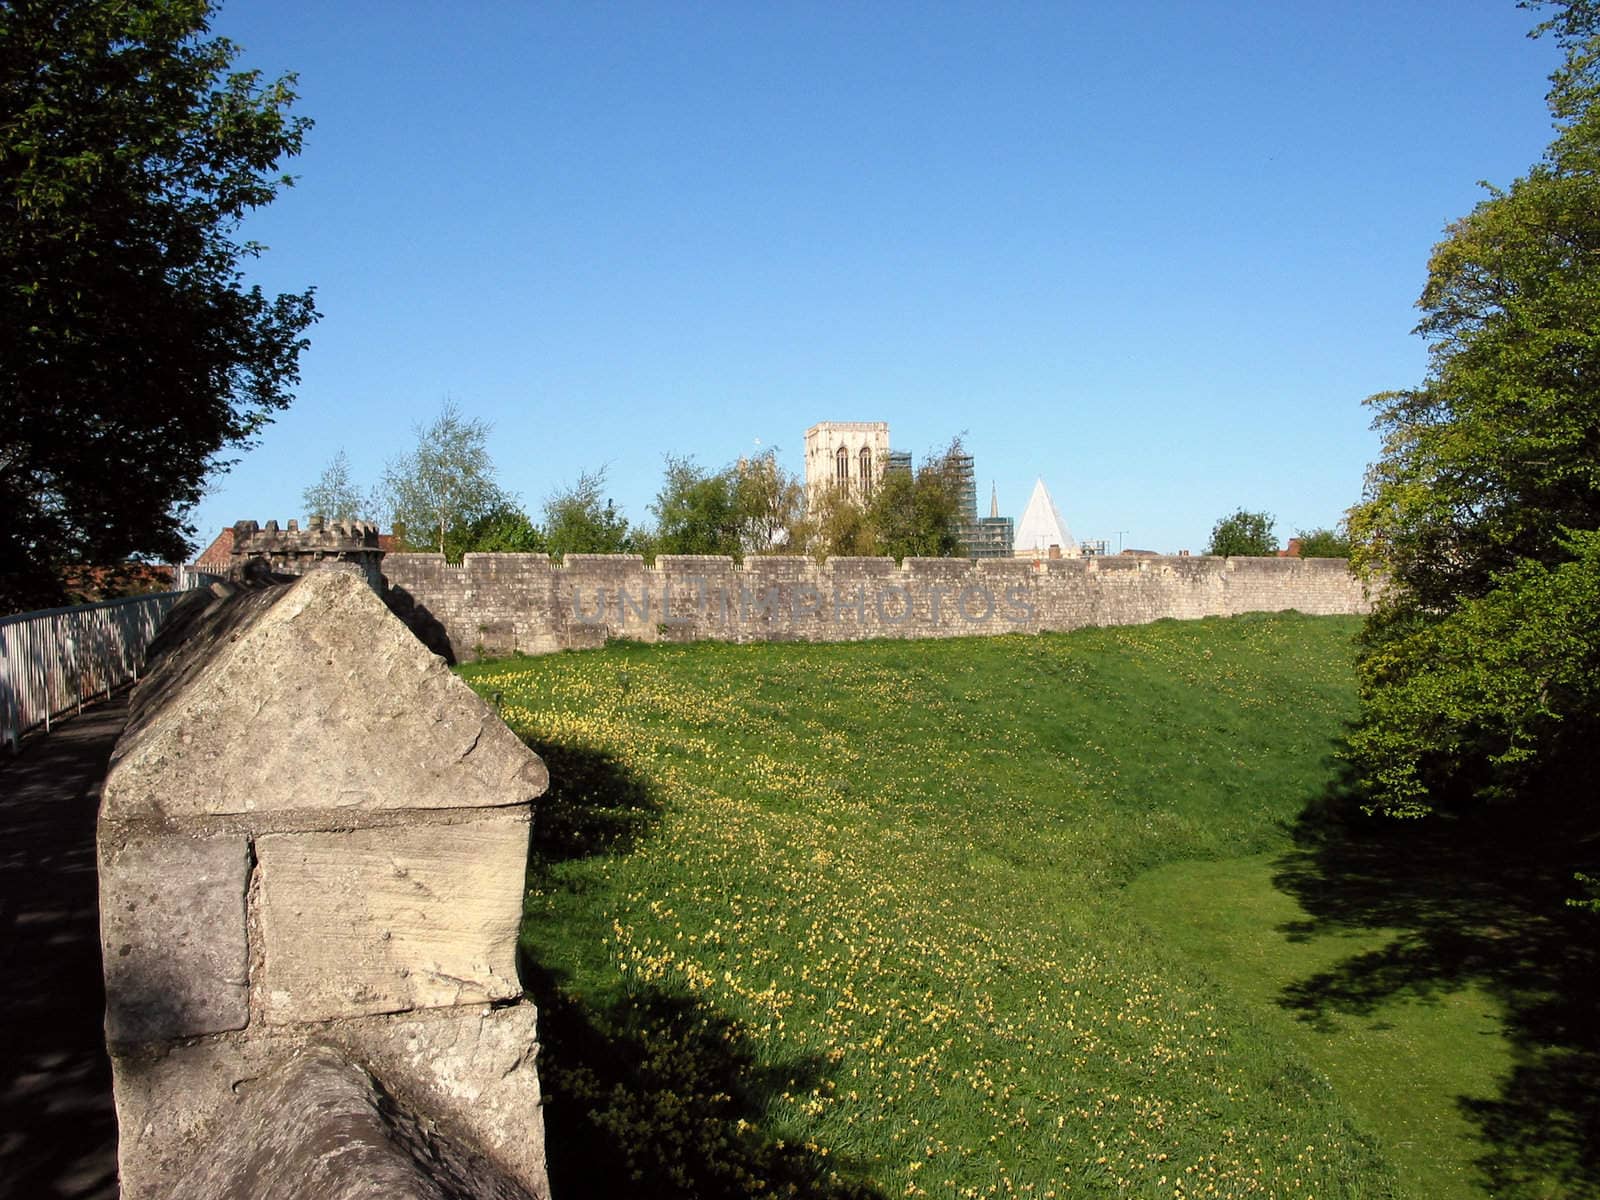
[{"xmin": 101, "ymin": 570, "xmax": 547, "ymax": 823}]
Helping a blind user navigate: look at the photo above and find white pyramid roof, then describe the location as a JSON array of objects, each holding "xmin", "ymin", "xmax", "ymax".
[{"xmin": 1014, "ymin": 478, "xmax": 1077, "ymax": 557}]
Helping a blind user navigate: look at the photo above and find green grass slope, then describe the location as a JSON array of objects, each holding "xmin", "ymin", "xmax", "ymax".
[
  {"xmin": 1124, "ymin": 856, "xmax": 1508, "ymax": 1200},
  {"xmin": 456, "ymin": 614, "xmax": 1543, "ymax": 1199}
]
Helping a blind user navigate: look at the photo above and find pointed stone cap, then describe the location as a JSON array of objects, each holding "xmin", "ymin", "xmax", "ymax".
[
  {"xmin": 1014, "ymin": 478, "xmax": 1078, "ymax": 557},
  {"xmin": 102, "ymin": 571, "xmax": 547, "ymax": 823}
]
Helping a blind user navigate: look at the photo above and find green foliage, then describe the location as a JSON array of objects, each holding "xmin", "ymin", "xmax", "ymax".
[
  {"xmin": 1571, "ymin": 871, "xmax": 1600, "ymax": 913},
  {"xmin": 651, "ymin": 456, "xmax": 741, "ymax": 557},
  {"xmin": 805, "ymin": 484, "xmax": 876, "ymax": 558},
  {"xmin": 452, "ymin": 504, "xmax": 546, "ymax": 557},
  {"xmin": 301, "ymin": 449, "xmax": 372, "ymax": 523},
  {"xmin": 803, "ymin": 437, "xmax": 966, "ymax": 560},
  {"xmin": 731, "ymin": 450, "xmax": 805, "ymax": 555},
  {"xmin": 1349, "ymin": 531, "xmax": 1600, "ymax": 816},
  {"xmin": 382, "ymin": 400, "xmax": 510, "ymax": 555},
  {"xmin": 651, "ymin": 450, "xmax": 806, "ymax": 558},
  {"xmin": 1349, "ymin": 4, "xmax": 1600, "ymax": 817},
  {"xmin": 0, "ymin": 0, "xmax": 319, "ymax": 611},
  {"xmin": 1207, "ymin": 508, "xmax": 1278, "ymax": 556},
  {"xmin": 544, "ymin": 467, "xmax": 635, "ymax": 559},
  {"xmin": 865, "ymin": 440, "xmax": 965, "ymax": 560},
  {"xmin": 1294, "ymin": 526, "xmax": 1353, "ymax": 558}
]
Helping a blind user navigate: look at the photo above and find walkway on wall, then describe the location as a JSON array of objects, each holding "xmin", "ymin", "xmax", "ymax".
[{"xmin": 0, "ymin": 695, "xmax": 126, "ymax": 1199}]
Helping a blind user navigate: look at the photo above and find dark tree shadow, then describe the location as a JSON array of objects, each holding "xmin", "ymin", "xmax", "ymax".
[
  {"xmin": 520, "ymin": 956, "xmax": 884, "ymax": 1200},
  {"xmin": 0, "ymin": 697, "xmax": 126, "ymax": 1198},
  {"xmin": 520, "ymin": 738, "xmax": 664, "ymax": 865},
  {"xmin": 512, "ymin": 735, "xmax": 881, "ymax": 1198},
  {"xmin": 1273, "ymin": 752, "xmax": 1600, "ymax": 1198}
]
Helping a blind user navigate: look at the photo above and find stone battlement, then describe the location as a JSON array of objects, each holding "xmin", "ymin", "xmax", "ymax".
[{"xmin": 230, "ymin": 517, "xmax": 384, "ymax": 587}]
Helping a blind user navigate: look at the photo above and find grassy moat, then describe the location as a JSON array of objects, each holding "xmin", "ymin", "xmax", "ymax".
[{"xmin": 460, "ymin": 615, "xmax": 1596, "ymax": 1200}]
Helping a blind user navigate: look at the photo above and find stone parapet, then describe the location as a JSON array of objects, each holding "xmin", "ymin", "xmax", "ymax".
[
  {"xmin": 380, "ymin": 551, "xmax": 1375, "ymax": 661},
  {"xmin": 98, "ymin": 571, "xmax": 550, "ymax": 1199}
]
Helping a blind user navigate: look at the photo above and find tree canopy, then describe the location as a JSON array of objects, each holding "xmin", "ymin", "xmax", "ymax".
[
  {"xmin": 731, "ymin": 451, "xmax": 805, "ymax": 555},
  {"xmin": 544, "ymin": 468, "xmax": 635, "ymax": 559},
  {"xmin": 802, "ymin": 438, "xmax": 966, "ymax": 561},
  {"xmin": 1206, "ymin": 509, "xmax": 1278, "ymax": 557},
  {"xmin": 865, "ymin": 443, "xmax": 965, "ymax": 561},
  {"xmin": 381, "ymin": 401, "xmax": 510, "ymax": 555},
  {"xmin": 0, "ymin": 0, "xmax": 318, "ymax": 612},
  {"xmin": 302, "ymin": 449, "xmax": 371, "ymax": 524},
  {"xmin": 651, "ymin": 456, "xmax": 741, "ymax": 557},
  {"xmin": 1347, "ymin": 1, "xmax": 1600, "ymax": 817},
  {"xmin": 651, "ymin": 450, "xmax": 806, "ymax": 558},
  {"xmin": 1294, "ymin": 526, "xmax": 1353, "ymax": 558}
]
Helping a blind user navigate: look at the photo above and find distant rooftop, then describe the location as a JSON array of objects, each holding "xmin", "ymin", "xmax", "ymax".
[{"xmin": 1014, "ymin": 478, "xmax": 1078, "ymax": 558}]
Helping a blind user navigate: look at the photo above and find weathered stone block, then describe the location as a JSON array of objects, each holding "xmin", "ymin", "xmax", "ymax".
[
  {"xmin": 165, "ymin": 1048, "xmax": 533, "ymax": 1200},
  {"xmin": 111, "ymin": 1035, "xmax": 283, "ymax": 1192},
  {"xmin": 256, "ymin": 816, "xmax": 528, "ymax": 1023},
  {"xmin": 342, "ymin": 1004, "xmax": 548, "ymax": 1199},
  {"xmin": 99, "ymin": 568, "xmax": 549, "ymax": 1198},
  {"xmin": 111, "ymin": 1006, "xmax": 547, "ymax": 1200},
  {"xmin": 99, "ymin": 835, "xmax": 250, "ymax": 1044}
]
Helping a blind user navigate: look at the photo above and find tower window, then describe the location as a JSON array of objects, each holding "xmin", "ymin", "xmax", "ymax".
[
  {"xmin": 860, "ymin": 447, "xmax": 873, "ymax": 498},
  {"xmin": 836, "ymin": 445, "xmax": 849, "ymax": 487}
]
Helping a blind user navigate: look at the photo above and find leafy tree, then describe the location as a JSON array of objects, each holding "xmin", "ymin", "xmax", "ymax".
[
  {"xmin": 1347, "ymin": 2, "xmax": 1600, "ymax": 818},
  {"xmin": 302, "ymin": 449, "xmax": 372, "ymax": 524},
  {"xmin": 867, "ymin": 442, "xmax": 965, "ymax": 560},
  {"xmin": 732, "ymin": 450, "xmax": 806, "ymax": 555},
  {"xmin": 808, "ymin": 484, "xmax": 876, "ymax": 558},
  {"xmin": 381, "ymin": 400, "xmax": 510, "ymax": 555},
  {"xmin": 0, "ymin": 0, "xmax": 318, "ymax": 612},
  {"xmin": 463, "ymin": 506, "xmax": 547, "ymax": 555},
  {"xmin": 1353, "ymin": 532, "xmax": 1600, "ymax": 816},
  {"xmin": 650, "ymin": 450, "xmax": 806, "ymax": 558},
  {"xmin": 799, "ymin": 437, "xmax": 965, "ymax": 560},
  {"xmin": 1206, "ymin": 509, "xmax": 1278, "ymax": 557},
  {"xmin": 1294, "ymin": 526, "xmax": 1353, "ymax": 558},
  {"xmin": 651, "ymin": 456, "xmax": 740, "ymax": 556},
  {"xmin": 544, "ymin": 468, "xmax": 633, "ymax": 559}
]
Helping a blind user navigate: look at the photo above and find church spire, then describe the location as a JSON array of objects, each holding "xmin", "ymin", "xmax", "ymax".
[{"xmin": 989, "ymin": 481, "xmax": 999, "ymax": 519}]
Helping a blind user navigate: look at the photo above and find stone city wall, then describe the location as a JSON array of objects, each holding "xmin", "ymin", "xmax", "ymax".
[
  {"xmin": 381, "ymin": 552, "xmax": 1372, "ymax": 662},
  {"xmin": 97, "ymin": 569, "xmax": 551, "ymax": 1199}
]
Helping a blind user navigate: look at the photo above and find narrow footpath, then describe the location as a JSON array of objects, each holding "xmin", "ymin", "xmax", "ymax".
[{"xmin": 0, "ymin": 695, "xmax": 127, "ymax": 1200}]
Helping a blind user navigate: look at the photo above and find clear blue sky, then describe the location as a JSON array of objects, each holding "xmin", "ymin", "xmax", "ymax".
[{"xmin": 194, "ymin": 0, "xmax": 1564, "ymax": 555}]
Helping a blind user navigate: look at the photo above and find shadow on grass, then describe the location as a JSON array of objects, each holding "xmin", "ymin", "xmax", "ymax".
[
  {"xmin": 521, "ymin": 737, "xmax": 664, "ymax": 865},
  {"xmin": 515, "ymin": 738, "xmax": 883, "ymax": 1199},
  {"xmin": 1273, "ymin": 759, "xmax": 1600, "ymax": 1199},
  {"xmin": 521, "ymin": 955, "xmax": 883, "ymax": 1200}
]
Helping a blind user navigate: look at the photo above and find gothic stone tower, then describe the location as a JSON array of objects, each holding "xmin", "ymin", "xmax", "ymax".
[{"xmin": 804, "ymin": 421, "xmax": 891, "ymax": 508}]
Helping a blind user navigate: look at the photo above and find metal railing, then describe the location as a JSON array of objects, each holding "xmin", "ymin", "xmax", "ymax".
[
  {"xmin": 0, "ymin": 580, "xmax": 217, "ymax": 750},
  {"xmin": 172, "ymin": 564, "xmax": 226, "ymax": 592}
]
